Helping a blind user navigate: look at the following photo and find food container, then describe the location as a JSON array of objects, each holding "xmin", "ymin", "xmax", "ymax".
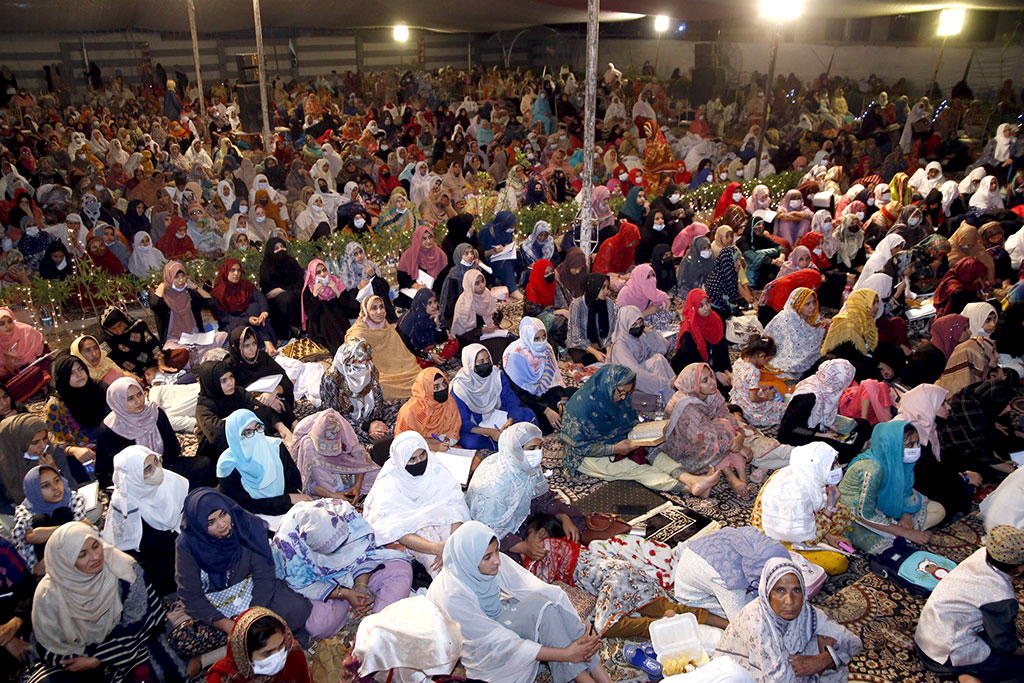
[{"xmin": 649, "ymin": 613, "xmax": 710, "ymax": 677}]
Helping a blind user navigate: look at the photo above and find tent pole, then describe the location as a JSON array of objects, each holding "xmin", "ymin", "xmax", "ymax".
[
  {"xmin": 754, "ymin": 23, "xmax": 779, "ymax": 178},
  {"xmin": 252, "ymin": 0, "xmax": 273, "ymax": 154},
  {"xmin": 579, "ymin": 0, "xmax": 599, "ymax": 263},
  {"xmin": 186, "ymin": 0, "xmax": 208, "ymax": 139}
]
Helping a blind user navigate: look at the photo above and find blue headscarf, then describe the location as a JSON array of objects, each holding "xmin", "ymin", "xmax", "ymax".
[
  {"xmin": 620, "ymin": 185, "xmax": 645, "ymax": 224},
  {"xmin": 559, "ymin": 365, "xmax": 638, "ymax": 475},
  {"xmin": 848, "ymin": 420, "xmax": 920, "ymax": 520},
  {"xmin": 21, "ymin": 465, "xmax": 72, "ymax": 514},
  {"xmin": 177, "ymin": 487, "xmax": 273, "ymax": 590},
  {"xmin": 215, "ymin": 409, "xmax": 285, "ymax": 499},
  {"xmin": 441, "ymin": 520, "xmax": 503, "ymax": 618},
  {"xmin": 479, "ymin": 210, "xmax": 517, "ymax": 252}
]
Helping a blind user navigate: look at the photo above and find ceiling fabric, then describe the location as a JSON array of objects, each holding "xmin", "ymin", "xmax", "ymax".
[{"xmin": 0, "ymin": 0, "xmax": 1018, "ymax": 34}]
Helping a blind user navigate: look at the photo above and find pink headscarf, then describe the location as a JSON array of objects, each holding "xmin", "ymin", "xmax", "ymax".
[
  {"xmin": 452, "ymin": 269, "xmax": 496, "ymax": 337},
  {"xmin": 671, "ymin": 222, "xmax": 710, "ymax": 257},
  {"xmin": 300, "ymin": 259, "xmax": 344, "ymax": 328},
  {"xmin": 102, "ymin": 377, "xmax": 164, "ymax": 453},
  {"xmin": 161, "ymin": 261, "xmax": 198, "ymax": 341},
  {"xmin": 894, "ymin": 384, "xmax": 948, "ymax": 460},
  {"xmin": 0, "ymin": 308, "xmax": 45, "ymax": 369},
  {"xmin": 397, "ymin": 225, "xmax": 448, "ymax": 279},
  {"xmin": 615, "ymin": 264, "xmax": 669, "ymax": 311},
  {"xmin": 777, "ymin": 246, "xmax": 812, "ymax": 278},
  {"xmin": 592, "ymin": 186, "xmax": 614, "ymax": 229},
  {"xmin": 839, "ymin": 379, "xmax": 893, "ymax": 426}
]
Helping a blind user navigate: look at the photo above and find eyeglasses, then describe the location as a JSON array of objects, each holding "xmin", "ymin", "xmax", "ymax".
[{"xmin": 241, "ymin": 423, "xmax": 265, "ymax": 439}]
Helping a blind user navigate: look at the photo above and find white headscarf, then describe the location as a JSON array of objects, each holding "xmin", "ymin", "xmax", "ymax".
[
  {"xmin": 216, "ymin": 179, "xmax": 237, "ymax": 211},
  {"xmin": 759, "ymin": 442, "xmax": 838, "ymax": 543},
  {"xmin": 102, "ymin": 446, "xmax": 188, "ymax": 551},
  {"xmin": 465, "ymin": 423, "xmax": 546, "ymax": 538},
  {"xmin": 853, "ymin": 273, "xmax": 893, "ymax": 319},
  {"xmin": 993, "ymin": 123, "xmax": 1015, "ymax": 163},
  {"xmin": 790, "ymin": 359, "xmax": 855, "ymax": 431},
  {"xmin": 854, "ymin": 233, "xmax": 904, "ymax": 288},
  {"xmin": 968, "ymin": 175, "xmax": 1004, "ymax": 210},
  {"xmin": 450, "ymin": 343, "xmax": 503, "ymax": 416},
  {"xmin": 127, "ymin": 230, "xmax": 166, "ymax": 278},
  {"xmin": 909, "ymin": 161, "xmax": 944, "ymax": 196},
  {"xmin": 962, "ymin": 301, "xmax": 997, "ymax": 337},
  {"xmin": 763, "ymin": 287, "xmax": 825, "ymax": 377},
  {"xmin": 939, "ymin": 179, "xmax": 960, "ymax": 217},
  {"xmin": 958, "ymin": 166, "xmax": 986, "ymax": 195}
]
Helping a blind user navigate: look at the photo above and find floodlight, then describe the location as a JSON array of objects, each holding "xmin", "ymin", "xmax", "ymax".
[
  {"xmin": 654, "ymin": 15, "xmax": 669, "ymax": 32},
  {"xmin": 394, "ymin": 24, "xmax": 409, "ymax": 42},
  {"xmin": 761, "ymin": 0, "xmax": 802, "ymax": 20},
  {"xmin": 937, "ymin": 8, "xmax": 965, "ymax": 36}
]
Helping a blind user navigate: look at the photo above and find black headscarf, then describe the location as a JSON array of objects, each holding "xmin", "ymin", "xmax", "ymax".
[
  {"xmin": 227, "ymin": 326, "xmax": 294, "ymax": 401},
  {"xmin": 650, "ymin": 244, "xmax": 677, "ymax": 291},
  {"xmin": 196, "ymin": 359, "xmax": 250, "ymax": 418},
  {"xmin": 120, "ymin": 199, "xmax": 152, "ymax": 241},
  {"xmin": 38, "ymin": 241, "xmax": 73, "ymax": 281},
  {"xmin": 582, "ymin": 273, "xmax": 610, "ymax": 343},
  {"xmin": 441, "ymin": 213, "xmax": 478, "ymax": 261},
  {"xmin": 51, "ymin": 353, "xmax": 109, "ymax": 429},
  {"xmin": 993, "ymin": 301, "xmax": 1024, "ymax": 359},
  {"xmin": 258, "ymin": 237, "xmax": 304, "ymax": 293},
  {"xmin": 397, "ymin": 288, "xmax": 440, "ymax": 350}
]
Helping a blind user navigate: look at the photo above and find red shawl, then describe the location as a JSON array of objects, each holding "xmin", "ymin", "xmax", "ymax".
[
  {"xmin": 525, "ymin": 259, "xmax": 556, "ymax": 307},
  {"xmin": 676, "ymin": 289, "xmax": 724, "ymax": 359},
  {"xmin": 798, "ymin": 232, "xmax": 832, "ymax": 270},
  {"xmin": 156, "ymin": 217, "xmax": 195, "ymax": 259},
  {"xmin": 211, "ymin": 258, "xmax": 256, "ymax": 314},
  {"xmin": 713, "ymin": 182, "xmax": 746, "ymax": 220},
  {"xmin": 593, "ymin": 222, "xmax": 641, "ymax": 274},
  {"xmin": 932, "ymin": 257, "xmax": 987, "ymax": 317},
  {"xmin": 762, "ymin": 269, "xmax": 823, "ymax": 312}
]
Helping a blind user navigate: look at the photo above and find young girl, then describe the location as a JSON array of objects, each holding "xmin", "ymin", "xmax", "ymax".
[{"xmin": 729, "ymin": 335, "xmax": 786, "ymax": 428}]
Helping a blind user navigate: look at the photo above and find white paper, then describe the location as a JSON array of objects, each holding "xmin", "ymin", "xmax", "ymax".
[
  {"xmin": 78, "ymin": 481, "xmax": 99, "ymax": 510},
  {"xmin": 478, "ymin": 410, "xmax": 509, "ymax": 430},
  {"xmin": 480, "ymin": 329, "xmax": 510, "ymax": 341},
  {"xmin": 399, "ymin": 288, "xmax": 419, "ymax": 299},
  {"xmin": 491, "ymin": 243, "xmax": 517, "ymax": 262},
  {"xmin": 178, "ymin": 331, "xmax": 216, "ymax": 345},
  {"xmin": 246, "ymin": 374, "xmax": 283, "ymax": 394},
  {"xmin": 416, "ymin": 269, "xmax": 435, "ymax": 289},
  {"xmin": 661, "ymin": 329, "xmax": 677, "ymax": 339},
  {"xmin": 1010, "ymin": 451, "xmax": 1024, "ymax": 468},
  {"xmin": 477, "ymin": 262, "xmax": 494, "ymax": 275},
  {"xmin": 906, "ymin": 300, "xmax": 936, "ymax": 321},
  {"xmin": 355, "ymin": 281, "xmax": 374, "ymax": 302},
  {"xmin": 753, "ymin": 208, "xmax": 778, "ymax": 223},
  {"xmin": 854, "ymin": 517, "xmax": 896, "ymax": 539},
  {"xmin": 432, "ymin": 450, "xmax": 474, "ymax": 485}
]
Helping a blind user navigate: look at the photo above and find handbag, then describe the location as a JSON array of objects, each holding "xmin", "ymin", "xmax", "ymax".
[{"xmin": 580, "ymin": 513, "xmax": 632, "ymax": 545}]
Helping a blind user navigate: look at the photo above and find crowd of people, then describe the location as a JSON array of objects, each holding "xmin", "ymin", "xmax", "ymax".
[{"xmin": 0, "ymin": 56, "xmax": 1022, "ymax": 683}]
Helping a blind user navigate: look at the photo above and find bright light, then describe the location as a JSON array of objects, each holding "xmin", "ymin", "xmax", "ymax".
[
  {"xmin": 760, "ymin": 0, "xmax": 802, "ymax": 20},
  {"xmin": 653, "ymin": 15, "xmax": 669, "ymax": 32},
  {"xmin": 393, "ymin": 24, "xmax": 409, "ymax": 42},
  {"xmin": 937, "ymin": 8, "xmax": 965, "ymax": 36}
]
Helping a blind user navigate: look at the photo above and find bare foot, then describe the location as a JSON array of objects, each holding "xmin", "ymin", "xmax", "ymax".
[
  {"xmin": 683, "ymin": 468, "xmax": 722, "ymax": 498},
  {"xmin": 663, "ymin": 609, "xmax": 677, "ymax": 618},
  {"xmin": 958, "ymin": 676, "xmax": 983, "ymax": 683},
  {"xmin": 730, "ymin": 481, "xmax": 751, "ymax": 500}
]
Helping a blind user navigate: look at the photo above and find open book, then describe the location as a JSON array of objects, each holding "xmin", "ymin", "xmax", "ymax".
[
  {"xmin": 246, "ymin": 374, "xmax": 283, "ymax": 394},
  {"xmin": 178, "ymin": 331, "xmax": 217, "ymax": 346},
  {"xmin": 628, "ymin": 419, "xmax": 670, "ymax": 447}
]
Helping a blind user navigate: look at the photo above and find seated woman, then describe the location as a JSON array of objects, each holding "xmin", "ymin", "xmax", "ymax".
[
  {"xmin": 290, "ymin": 409, "xmax": 379, "ymax": 502},
  {"xmin": 936, "ymin": 302, "xmax": 1000, "ymax": 397},
  {"xmin": 466, "ymin": 422, "xmax": 583, "ymax": 561},
  {"xmin": 211, "ymin": 259, "xmax": 277, "ymax": 351},
  {"xmin": 478, "ymin": 211, "xmax": 521, "ymax": 298},
  {"xmin": 607, "ymin": 305, "xmax": 674, "ymax": 397},
  {"xmin": 0, "ymin": 413, "xmax": 88, "ymax": 508},
  {"xmin": 345, "ymin": 296, "xmax": 420, "ymax": 400},
  {"xmin": 779, "ymin": 359, "xmax": 870, "ymax": 463},
  {"xmin": 756, "ymin": 268, "xmax": 823, "ymax": 329},
  {"xmin": 396, "ymin": 224, "xmax": 449, "ymax": 298},
  {"xmin": 338, "ymin": 243, "xmax": 393, "ymax": 320},
  {"xmin": 504, "ymin": 317, "xmax": 573, "ymax": 434},
  {"xmin": 820, "ymin": 289, "xmax": 881, "ymax": 380},
  {"xmin": 427, "ymin": 520, "xmax": 613, "ymax": 683},
  {"xmin": 102, "ymin": 445, "xmax": 188, "ymax": 597},
  {"xmin": 715, "ymin": 557, "xmax": 862, "ymax": 682},
  {"xmin": 44, "ymin": 354, "xmax": 109, "ymax": 449},
  {"xmin": 0, "ymin": 383, "xmax": 25, "ymax": 423},
  {"xmin": 259, "ymin": 238, "xmax": 306, "ymax": 341},
  {"xmin": 439, "ymin": 243, "xmax": 482, "ymax": 328},
  {"xmin": 11, "ymin": 465, "xmax": 86, "ymax": 571},
  {"xmin": 675, "ymin": 234, "xmax": 714, "ymax": 293},
  {"xmin": 362, "ymin": 431, "xmax": 470, "ymax": 577},
  {"xmin": 729, "ymin": 335, "xmax": 787, "ymax": 427},
  {"xmin": 593, "ymin": 221, "xmax": 640, "ymax": 276},
  {"xmin": 561, "ymin": 365, "xmax": 721, "ymax": 495},
  {"xmin": 195, "ymin": 360, "xmax": 289, "ymax": 461},
  {"xmin": 665, "ymin": 363, "xmax": 750, "ymax": 498},
  {"xmin": 704, "ymin": 233, "xmax": 755, "ymax": 319},
  {"xmin": 396, "ymin": 368, "xmax": 463, "ymax": 451},
  {"xmin": 217, "ymin": 409, "xmax": 311, "ymax": 518},
  {"xmin": 932, "ymin": 257, "xmax": 987, "ymax": 317},
  {"xmin": 0, "ymin": 307, "xmax": 47, "ymax": 403},
  {"xmin": 207, "ymin": 607, "xmax": 311, "ymax": 683},
  {"xmin": 671, "ymin": 289, "xmax": 730, "ymax": 387},
  {"xmin": 452, "ymin": 269, "xmax": 511, "ymax": 360},
  {"xmin": 98, "ymin": 307, "xmax": 184, "ymax": 380},
  {"xmin": 70, "ymin": 334, "xmax": 130, "ymax": 387},
  {"xmin": 228, "ymin": 326, "xmax": 295, "ymax": 425},
  {"xmin": 151, "ymin": 261, "xmax": 228, "ymax": 365},
  {"xmin": 396, "ymin": 289, "xmax": 458, "ymax": 366},
  {"xmin": 763, "ymin": 286, "xmax": 826, "ymax": 378},
  {"xmin": 0, "ymin": 536, "xmax": 34, "ymax": 678},
  {"xmin": 839, "ymin": 379, "xmax": 894, "ymax": 425},
  {"xmin": 320, "ymin": 339, "xmax": 395, "ymax": 445},
  {"xmin": 615, "ymin": 264, "xmax": 672, "ymax": 330},
  {"xmin": 566, "ymin": 274, "xmax": 616, "ymax": 365},
  {"xmin": 838, "ymin": 421, "xmax": 945, "ymax": 554},
  {"xmin": 175, "ymin": 488, "xmax": 311, "ymax": 646},
  {"xmin": 29, "ymin": 522, "xmax": 199, "ymax": 683},
  {"xmin": 271, "ymin": 498, "xmax": 412, "ymax": 640},
  {"xmin": 451, "ymin": 344, "xmax": 536, "ymax": 451},
  {"xmin": 673, "ymin": 526, "xmax": 789, "ymax": 620},
  {"xmin": 301, "ymin": 258, "xmax": 358, "ymax": 353},
  {"xmin": 752, "ymin": 442, "xmax": 852, "ymax": 575},
  {"xmin": 97, "ymin": 376, "xmax": 215, "ymax": 490},
  {"xmin": 938, "ymin": 378, "xmax": 1019, "ymax": 484}
]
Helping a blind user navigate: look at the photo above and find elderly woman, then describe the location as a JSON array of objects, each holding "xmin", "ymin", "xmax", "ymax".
[
  {"xmin": 271, "ymin": 498, "xmax": 411, "ymax": 640},
  {"xmin": 715, "ymin": 557, "xmax": 862, "ymax": 682},
  {"xmin": 320, "ymin": 339, "xmax": 395, "ymax": 446},
  {"xmin": 764, "ymin": 287, "xmax": 826, "ymax": 378},
  {"xmin": 290, "ymin": 409, "xmax": 379, "ymax": 502},
  {"xmin": 937, "ymin": 302, "xmax": 1000, "ymax": 397},
  {"xmin": 362, "ymin": 431, "xmax": 470, "ymax": 577},
  {"xmin": 345, "ymin": 296, "xmax": 420, "ymax": 400}
]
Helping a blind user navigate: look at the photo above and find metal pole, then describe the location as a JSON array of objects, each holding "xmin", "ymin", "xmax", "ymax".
[
  {"xmin": 186, "ymin": 0, "xmax": 209, "ymax": 139},
  {"xmin": 654, "ymin": 33, "xmax": 662, "ymax": 75},
  {"xmin": 754, "ymin": 24, "xmax": 779, "ymax": 178},
  {"xmin": 929, "ymin": 36, "xmax": 947, "ymax": 97},
  {"xmin": 579, "ymin": 0, "xmax": 599, "ymax": 262},
  {"xmin": 252, "ymin": 0, "xmax": 273, "ymax": 154}
]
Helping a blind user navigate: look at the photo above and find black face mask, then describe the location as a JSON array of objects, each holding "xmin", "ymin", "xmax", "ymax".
[
  {"xmin": 433, "ymin": 387, "xmax": 449, "ymax": 403},
  {"xmin": 406, "ymin": 459, "xmax": 428, "ymax": 476},
  {"xmin": 629, "ymin": 325, "xmax": 645, "ymax": 337},
  {"xmin": 475, "ymin": 363, "xmax": 493, "ymax": 377},
  {"xmin": 543, "ymin": 273, "xmax": 555, "ymax": 283}
]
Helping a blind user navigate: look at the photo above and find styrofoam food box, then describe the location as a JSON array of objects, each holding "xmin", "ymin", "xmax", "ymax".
[{"xmin": 649, "ymin": 613, "xmax": 709, "ymax": 674}]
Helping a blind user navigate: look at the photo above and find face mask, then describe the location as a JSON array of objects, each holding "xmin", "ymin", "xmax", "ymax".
[
  {"xmin": 629, "ymin": 325, "xmax": 644, "ymax": 337},
  {"xmin": 908, "ymin": 216, "xmax": 921, "ymax": 226},
  {"xmin": 172, "ymin": 283, "xmax": 187, "ymax": 292},
  {"xmin": 144, "ymin": 467, "xmax": 164, "ymax": 486},
  {"xmin": 791, "ymin": 200, "xmax": 803, "ymax": 209},
  {"xmin": 381, "ymin": 144, "xmax": 388, "ymax": 150},
  {"xmin": 56, "ymin": 257, "xmax": 68, "ymax": 270},
  {"xmin": 312, "ymin": 204, "xmax": 323, "ymax": 213},
  {"xmin": 316, "ymin": 276, "xmax": 330, "ymax": 286},
  {"xmin": 255, "ymin": 214, "xmax": 267, "ymax": 224},
  {"xmin": 475, "ymin": 362, "xmax": 493, "ymax": 377},
  {"xmin": 823, "ymin": 222, "xmax": 833, "ymax": 231},
  {"xmin": 902, "ymin": 447, "xmax": 921, "ymax": 464},
  {"xmin": 433, "ymin": 387, "xmax": 448, "ymax": 403},
  {"xmin": 543, "ymin": 272, "xmax": 555, "ymax": 283},
  {"xmin": 95, "ymin": 184, "xmax": 104, "ymax": 192},
  {"xmin": 719, "ymin": 173, "xmax": 728, "ymax": 180},
  {"xmin": 618, "ymin": 173, "xmax": 628, "ymax": 181},
  {"xmin": 396, "ymin": 206, "xmax": 407, "ymax": 214},
  {"xmin": 238, "ymin": 205, "xmax": 249, "ymax": 214},
  {"xmin": 880, "ymin": 194, "xmax": 891, "ymax": 204},
  {"xmin": 652, "ymin": 221, "xmax": 665, "ymax": 232},
  {"xmin": 528, "ymin": 336, "xmax": 547, "ymax": 354},
  {"xmin": 252, "ymin": 647, "xmax": 289, "ymax": 676},
  {"xmin": 700, "ymin": 249, "xmax": 713, "ymax": 259},
  {"xmin": 24, "ymin": 226, "xmax": 39, "ymax": 237},
  {"xmin": 669, "ymin": 193, "xmax": 681, "ymax": 204},
  {"xmin": 524, "ymin": 449, "xmax": 544, "ymax": 468},
  {"xmin": 354, "ymin": 217, "xmax": 366, "ymax": 228},
  {"xmin": 855, "ymin": 212, "xmax": 865, "ymax": 221},
  {"xmin": 736, "ymin": 170, "xmax": 744, "ymax": 178},
  {"xmin": 813, "ymin": 248, "xmax": 823, "ymax": 255},
  {"xmin": 867, "ymin": 197, "xmax": 875, "ymax": 206},
  {"xmin": 406, "ymin": 458, "xmax": 428, "ymax": 476},
  {"xmin": 824, "ymin": 467, "xmax": 843, "ymax": 486},
  {"xmin": 23, "ymin": 451, "xmax": 39, "ymax": 461},
  {"xmin": 732, "ymin": 192, "xmax": 742, "ymax": 202},
  {"xmin": 237, "ymin": 243, "xmax": 248, "ymax": 251}
]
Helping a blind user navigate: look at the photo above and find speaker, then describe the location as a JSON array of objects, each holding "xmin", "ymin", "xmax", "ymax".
[
  {"xmin": 236, "ymin": 84, "xmax": 267, "ymax": 133},
  {"xmin": 694, "ymin": 43, "xmax": 719, "ymax": 70},
  {"xmin": 691, "ymin": 67, "xmax": 721, "ymax": 106},
  {"xmin": 236, "ymin": 53, "xmax": 259, "ymax": 84}
]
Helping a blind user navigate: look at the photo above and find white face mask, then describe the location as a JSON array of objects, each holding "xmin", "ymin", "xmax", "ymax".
[
  {"xmin": 524, "ymin": 449, "xmax": 544, "ymax": 468},
  {"xmin": 239, "ymin": 205, "xmax": 249, "ymax": 214},
  {"xmin": 736, "ymin": 170, "xmax": 744, "ymax": 178},
  {"xmin": 700, "ymin": 249, "xmax": 713, "ymax": 259},
  {"xmin": 880, "ymin": 194, "xmax": 891, "ymax": 204},
  {"xmin": 23, "ymin": 451, "xmax": 39, "ymax": 461},
  {"xmin": 144, "ymin": 467, "xmax": 164, "ymax": 486},
  {"xmin": 790, "ymin": 200, "xmax": 803, "ymax": 209},
  {"xmin": 56, "ymin": 257, "xmax": 68, "ymax": 270},
  {"xmin": 396, "ymin": 206, "xmax": 407, "ymax": 215},
  {"xmin": 867, "ymin": 197, "xmax": 875, "ymax": 206},
  {"xmin": 237, "ymin": 243, "xmax": 248, "ymax": 251},
  {"xmin": 24, "ymin": 226, "xmax": 39, "ymax": 237},
  {"xmin": 316, "ymin": 276, "xmax": 330, "ymax": 286},
  {"xmin": 618, "ymin": 173, "xmax": 628, "ymax": 181},
  {"xmin": 732, "ymin": 192, "xmax": 743, "ymax": 202},
  {"xmin": 813, "ymin": 248, "xmax": 823, "ymax": 255},
  {"xmin": 653, "ymin": 221, "xmax": 664, "ymax": 231},
  {"xmin": 823, "ymin": 222, "xmax": 833, "ymax": 231},
  {"xmin": 312, "ymin": 203, "xmax": 323, "ymax": 213},
  {"xmin": 354, "ymin": 217, "xmax": 366, "ymax": 228},
  {"xmin": 903, "ymin": 447, "xmax": 921, "ymax": 464},
  {"xmin": 908, "ymin": 216, "xmax": 921, "ymax": 226},
  {"xmin": 669, "ymin": 193, "xmax": 681, "ymax": 204},
  {"xmin": 825, "ymin": 468, "xmax": 843, "ymax": 486},
  {"xmin": 172, "ymin": 283, "xmax": 187, "ymax": 292},
  {"xmin": 719, "ymin": 173, "xmax": 728, "ymax": 180},
  {"xmin": 255, "ymin": 215, "xmax": 266, "ymax": 223},
  {"xmin": 95, "ymin": 184, "xmax": 104, "ymax": 192},
  {"xmin": 252, "ymin": 647, "xmax": 289, "ymax": 676},
  {"xmin": 855, "ymin": 212, "xmax": 865, "ymax": 221}
]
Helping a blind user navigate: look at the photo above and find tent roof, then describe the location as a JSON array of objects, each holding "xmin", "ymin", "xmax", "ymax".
[{"xmin": 1, "ymin": 0, "xmax": 1019, "ymax": 34}]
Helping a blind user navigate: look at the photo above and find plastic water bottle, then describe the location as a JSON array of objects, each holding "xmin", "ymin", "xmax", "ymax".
[
  {"xmin": 840, "ymin": 284, "xmax": 852, "ymax": 307},
  {"xmin": 654, "ymin": 390, "xmax": 665, "ymax": 420},
  {"xmin": 40, "ymin": 308, "xmax": 53, "ymax": 327}
]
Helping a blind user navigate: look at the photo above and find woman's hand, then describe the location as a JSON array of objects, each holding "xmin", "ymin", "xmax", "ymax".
[
  {"xmin": 544, "ymin": 407, "xmax": 562, "ymax": 430},
  {"xmin": 562, "ymin": 634, "xmax": 600, "ymax": 663},
  {"xmin": 481, "ymin": 324, "xmax": 498, "ymax": 333},
  {"xmin": 612, "ymin": 439, "xmax": 634, "ymax": 456},
  {"xmin": 313, "ymin": 282, "xmax": 325, "ymax": 297},
  {"xmin": 589, "ymin": 348, "xmax": 606, "ymax": 362},
  {"xmin": 154, "ymin": 282, "xmax": 166, "ymax": 297},
  {"xmin": 61, "ymin": 657, "xmax": 102, "ymax": 672},
  {"xmin": 358, "ymin": 278, "xmax": 371, "ymax": 289},
  {"xmin": 963, "ymin": 470, "xmax": 982, "ymax": 487},
  {"xmin": 0, "ymin": 618, "xmax": 22, "ymax": 648},
  {"xmin": 3, "ymin": 636, "xmax": 29, "ymax": 662},
  {"xmin": 898, "ymin": 513, "xmax": 914, "ymax": 530},
  {"xmin": 257, "ymin": 392, "xmax": 285, "ymax": 413},
  {"xmin": 558, "ymin": 515, "xmax": 580, "ymax": 543},
  {"xmin": 900, "ymin": 527, "xmax": 932, "ymax": 545},
  {"xmin": 369, "ymin": 421, "xmax": 389, "ymax": 440},
  {"xmin": 67, "ymin": 446, "xmax": 95, "ymax": 464},
  {"xmin": 214, "ymin": 618, "xmax": 236, "ymax": 634},
  {"xmin": 824, "ymin": 533, "xmax": 851, "ymax": 550},
  {"xmin": 789, "ymin": 652, "xmax": 833, "ymax": 678}
]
